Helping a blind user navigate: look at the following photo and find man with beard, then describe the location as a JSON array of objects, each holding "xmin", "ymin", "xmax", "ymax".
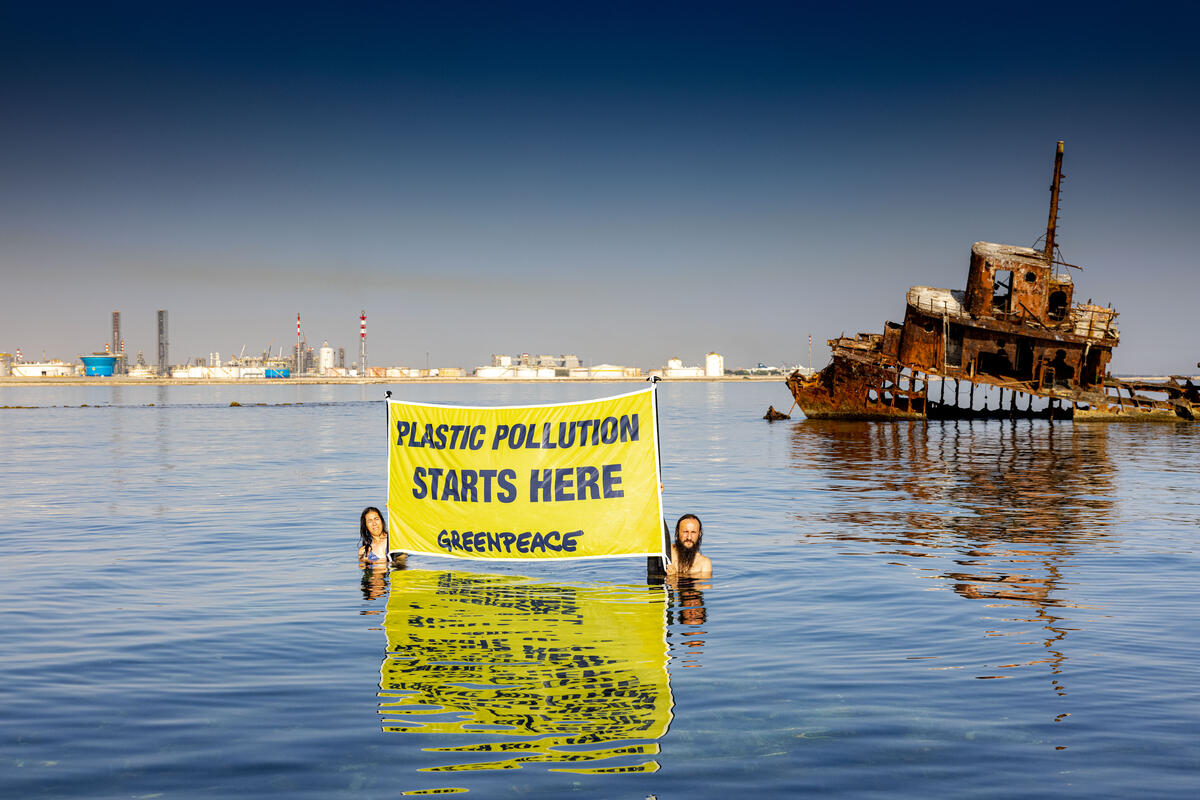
[{"xmin": 665, "ymin": 514, "xmax": 712, "ymax": 578}]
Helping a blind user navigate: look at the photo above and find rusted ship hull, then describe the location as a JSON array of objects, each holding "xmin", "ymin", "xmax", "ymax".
[
  {"xmin": 785, "ymin": 351, "xmax": 926, "ymax": 420},
  {"xmin": 788, "ymin": 361, "xmax": 1197, "ymax": 422},
  {"xmin": 1072, "ymin": 377, "xmax": 1200, "ymax": 422}
]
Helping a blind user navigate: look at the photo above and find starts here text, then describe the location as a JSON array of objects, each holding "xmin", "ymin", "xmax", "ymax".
[{"xmin": 412, "ymin": 464, "xmax": 624, "ymax": 503}]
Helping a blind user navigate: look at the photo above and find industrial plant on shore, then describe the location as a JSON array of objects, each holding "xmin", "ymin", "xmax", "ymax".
[{"xmin": 2, "ymin": 309, "xmax": 798, "ymax": 381}]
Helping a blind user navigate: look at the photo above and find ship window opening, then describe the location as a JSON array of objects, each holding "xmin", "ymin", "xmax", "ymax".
[
  {"xmin": 1016, "ymin": 343, "xmax": 1034, "ymax": 379},
  {"xmin": 923, "ymin": 319, "xmax": 936, "ymax": 332},
  {"xmin": 1024, "ymin": 271, "xmax": 1037, "ymax": 283},
  {"xmin": 992, "ymin": 270, "xmax": 1013, "ymax": 312},
  {"xmin": 1048, "ymin": 290, "xmax": 1068, "ymax": 321},
  {"xmin": 1082, "ymin": 348, "xmax": 1104, "ymax": 386},
  {"xmin": 945, "ymin": 324, "xmax": 964, "ymax": 368},
  {"xmin": 1048, "ymin": 349, "xmax": 1075, "ymax": 387},
  {"xmin": 977, "ymin": 344, "xmax": 1015, "ymax": 378},
  {"xmin": 868, "ymin": 389, "xmax": 879, "ymax": 403}
]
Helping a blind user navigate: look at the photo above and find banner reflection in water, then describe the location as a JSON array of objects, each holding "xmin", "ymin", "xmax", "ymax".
[{"xmin": 380, "ymin": 570, "xmax": 672, "ymax": 774}]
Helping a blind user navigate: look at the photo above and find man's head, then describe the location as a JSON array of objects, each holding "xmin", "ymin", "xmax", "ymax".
[{"xmin": 674, "ymin": 514, "xmax": 703, "ymax": 571}]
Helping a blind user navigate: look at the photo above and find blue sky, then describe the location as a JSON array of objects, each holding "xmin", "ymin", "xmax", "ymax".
[{"xmin": 2, "ymin": 1, "xmax": 1197, "ymax": 372}]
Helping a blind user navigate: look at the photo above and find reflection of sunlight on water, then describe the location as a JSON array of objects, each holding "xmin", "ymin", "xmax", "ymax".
[
  {"xmin": 378, "ymin": 571, "xmax": 672, "ymax": 776},
  {"xmin": 703, "ymin": 383, "xmax": 725, "ymax": 411},
  {"xmin": 789, "ymin": 420, "xmax": 1118, "ymax": 705}
]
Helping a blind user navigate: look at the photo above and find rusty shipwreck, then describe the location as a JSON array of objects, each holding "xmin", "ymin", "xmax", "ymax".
[{"xmin": 787, "ymin": 142, "xmax": 1199, "ymax": 422}]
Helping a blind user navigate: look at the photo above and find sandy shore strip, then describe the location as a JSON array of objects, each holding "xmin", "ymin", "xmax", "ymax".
[{"xmin": 0, "ymin": 374, "xmax": 787, "ymax": 387}]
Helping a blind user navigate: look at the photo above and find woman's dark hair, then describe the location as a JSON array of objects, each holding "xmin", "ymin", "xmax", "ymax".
[{"xmin": 360, "ymin": 506, "xmax": 387, "ymax": 551}]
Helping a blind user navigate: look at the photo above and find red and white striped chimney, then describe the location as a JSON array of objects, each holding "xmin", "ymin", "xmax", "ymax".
[{"xmin": 359, "ymin": 310, "xmax": 367, "ymax": 375}]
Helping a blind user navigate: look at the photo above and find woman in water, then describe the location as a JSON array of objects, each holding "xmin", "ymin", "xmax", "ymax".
[{"xmin": 359, "ymin": 507, "xmax": 405, "ymax": 566}]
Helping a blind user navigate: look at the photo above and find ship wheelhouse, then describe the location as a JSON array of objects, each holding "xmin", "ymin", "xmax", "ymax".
[{"xmin": 892, "ymin": 241, "xmax": 1118, "ymax": 395}]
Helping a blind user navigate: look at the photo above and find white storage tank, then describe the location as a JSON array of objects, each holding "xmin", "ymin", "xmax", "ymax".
[
  {"xmin": 318, "ymin": 341, "xmax": 335, "ymax": 372},
  {"xmin": 705, "ymin": 352, "xmax": 724, "ymax": 377},
  {"xmin": 11, "ymin": 361, "xmax": 74, "ymax": 377}
]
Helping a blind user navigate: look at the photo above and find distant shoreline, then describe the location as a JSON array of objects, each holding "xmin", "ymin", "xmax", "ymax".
[
  {"xmin": 0, "ymin": 374, "xmax": 787, "ymax": 387},
  {"xmin": 1, "ymin": 374, "xmax": 1193, "ymax": 388}
]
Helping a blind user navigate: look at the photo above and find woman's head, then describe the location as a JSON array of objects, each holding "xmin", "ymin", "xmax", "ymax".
[{"xmin": 360, "ymin": 507, "xmax": 387, "ymax": 550}]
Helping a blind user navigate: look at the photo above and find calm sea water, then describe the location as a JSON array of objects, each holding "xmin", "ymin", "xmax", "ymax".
[{"xmin": 2, "ymin": 382, "xmax": 1198, "ymax": 798}]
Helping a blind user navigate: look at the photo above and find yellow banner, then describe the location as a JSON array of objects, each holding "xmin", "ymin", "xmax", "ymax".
[
  {"xmin": 380, "ymin": 570, "xmax": 672, "ymax": 774},
  {"xmin": 386, "ymin": 387, "xmax": 664, "ymax": 560}
]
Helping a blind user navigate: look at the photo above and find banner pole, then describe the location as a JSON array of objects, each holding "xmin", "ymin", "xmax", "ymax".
[
  {"xmin": 384, "ymin": 390, "xmax": 392, "ymax": 557},
  {"xmin": 648, "ymin": 377, "xmax": 670, "ymax": 575},
  {"xmin": 384, "ymin": 390, "xmax": 392, "ymax": 442}
]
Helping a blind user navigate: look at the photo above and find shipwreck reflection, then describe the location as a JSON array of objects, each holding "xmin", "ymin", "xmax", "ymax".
[
  {"xmin": 379, "ymin": 570, "xmax": 672, "ymax": 774},
  {"xmin": 791, "ymin": 420, "xmax": 1116, "ymax": 701}
]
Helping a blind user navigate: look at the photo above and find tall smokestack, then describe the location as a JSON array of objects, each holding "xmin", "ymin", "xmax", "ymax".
[
  {"xmin": 157, "ymin": 310, "xmax": 169, "ymax": 375},
  {"xmin": 296, "ymin": 313, "xmax": 302, "ymax": 374},
  {"xmin": 360, "ymin": 310, "xmax": 367, "ymax": 376},
  {"xmin": 112, "ymin": 311, "xmax": 122, "ymax": 374}
]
